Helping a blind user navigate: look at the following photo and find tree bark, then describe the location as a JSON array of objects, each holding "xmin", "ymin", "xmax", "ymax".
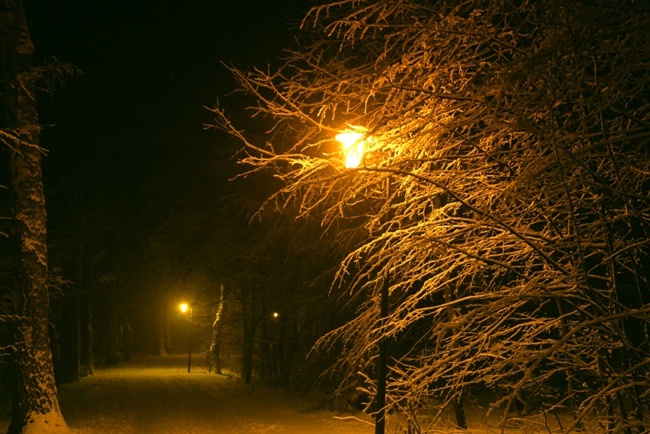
[
  {"xmin": 1, "ymin": 2, "xmax": 71, "ymax": 432},
  {"xmin": 208, "ymin": 283, "xmax": 225, "ymax": 374}
]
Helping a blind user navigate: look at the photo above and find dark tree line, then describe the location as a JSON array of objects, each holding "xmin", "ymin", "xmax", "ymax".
[{"xmin": 0, "ymin": 1, "xmax": 360, "ymax": 433}]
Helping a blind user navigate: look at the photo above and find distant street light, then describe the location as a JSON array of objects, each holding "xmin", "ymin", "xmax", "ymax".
[
  {"xmin": 336, "ymin": 128, "xmax": 389, "ymax": 434},
  {"xmin": 179, "ymin": 302, "xmax": 193, "ymax": 373}
]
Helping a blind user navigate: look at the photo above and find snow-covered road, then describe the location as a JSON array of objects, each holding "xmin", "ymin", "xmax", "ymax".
[{"xmin": 1, "ymin": 354, "xmax": 374, "ymax": 434}]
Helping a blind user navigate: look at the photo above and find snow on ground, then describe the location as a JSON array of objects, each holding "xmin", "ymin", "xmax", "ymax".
[
  {"xmin": 0, "ymin": 353, "xmax": 375, "ymax": 434},
  {"xmin": 0, "ymin": 353, "xmax": 592, "ymax": 433}
]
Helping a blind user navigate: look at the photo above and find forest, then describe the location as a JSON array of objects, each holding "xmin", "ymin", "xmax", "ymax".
[{"xmin": 2, "ymin": 0, "xmax": 650, "ymax": 433}]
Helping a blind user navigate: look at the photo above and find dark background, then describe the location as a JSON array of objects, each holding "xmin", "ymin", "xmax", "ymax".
[
  {"xmin": 18, "ymin": 0, "xmax": 314, "ymax": 370},
  {"xmin": 30, "ymin": 0, "xmax": 304, "ymax": 199}
]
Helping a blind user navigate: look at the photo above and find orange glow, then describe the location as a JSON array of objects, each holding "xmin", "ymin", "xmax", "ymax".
[
  {"xmin": 179, "ymin": 303, "xmax": 189, "ymax": 313},
  {"xmin": 335, "ymin": 127, "xmax": 367, "ymax": 169}
]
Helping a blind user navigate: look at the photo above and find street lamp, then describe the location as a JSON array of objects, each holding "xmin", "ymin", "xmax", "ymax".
[
  {"xmin": 336, "ymin": 127, "xmax": 368, "ymax": 169},
  {"xmin": 336, "ymin": 128, "xmax": 389, "ymax": 434},
  {"xmin": 179, "ymin": 302, "xmax": 193, "ymax": 373}
]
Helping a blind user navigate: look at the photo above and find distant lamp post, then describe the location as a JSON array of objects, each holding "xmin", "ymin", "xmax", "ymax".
[
  {"xmin": 336, "ymin": 128, "xmax": 388, "ymax": 434},
  {"xmin": 179, "ymin": 302, "xmax": 193, "ymax": 373}
]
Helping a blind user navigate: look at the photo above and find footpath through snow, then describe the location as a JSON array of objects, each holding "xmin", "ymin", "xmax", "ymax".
[
  {"xmin": 0, "ymin": 354, "xmax": 580, "ymax": 433},
  {"xmin": 0, "ymin": 354, "xmax": 374, "ymax": 434}
]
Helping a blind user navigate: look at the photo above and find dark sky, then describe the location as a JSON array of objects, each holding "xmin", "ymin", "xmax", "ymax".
[{"xmin": 27, "ymin": 0, "xmax": 305, "ymax": 229}]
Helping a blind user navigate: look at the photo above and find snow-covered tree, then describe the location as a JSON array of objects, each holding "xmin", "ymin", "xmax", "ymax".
[
  {"xmin": 214, "ymin": 0, "xmax": 650, "ymax": 431},
  {"xmin": 1, "ymin": 1, "xmax": 71, "ymax": 433}
]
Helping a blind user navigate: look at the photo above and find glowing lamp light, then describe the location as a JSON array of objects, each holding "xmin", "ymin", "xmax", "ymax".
[
  {"xmin": 336, "ymin": 129, "xmax": 367, "ymax": 169},
  {"xmin": 179, "ymin": 302, "xmax": 193, "ymax": 373}
]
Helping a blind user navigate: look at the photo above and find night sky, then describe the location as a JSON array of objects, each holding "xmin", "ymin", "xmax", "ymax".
[{"xmin": 29, "ymin": 0, "xmax": 304, "ymax": 208}]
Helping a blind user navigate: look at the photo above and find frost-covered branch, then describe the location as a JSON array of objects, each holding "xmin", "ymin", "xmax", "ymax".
[{"xmin": 215, "ymin": 0, "xmax": 650, "ymax": 431}]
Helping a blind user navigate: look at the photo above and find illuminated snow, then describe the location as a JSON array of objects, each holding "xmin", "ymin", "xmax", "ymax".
[
  {"xmin": 1, "ymin": 354, "xmax": 374, "ymax": 434},
  {"xmin": 22, "ymin": 410, "xmax": 70, "ymax": 434},
  {"xmin": 0, "ymin": 354, "xmax": 576, "ymax": 433}
]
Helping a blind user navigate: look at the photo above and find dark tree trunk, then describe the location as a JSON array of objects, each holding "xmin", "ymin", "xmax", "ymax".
[
  {"xmin": 104, "ymin": 282, "xmax": 122, "ymax": 365},
  {"xmin": 154, "ymin": 312, "xmax": 166, "ymax": 355},
  {"xmin": 259, "ymin": 309, "xmax": 273, "ymax": 385},
  {"xmin": 154, "ymin": 287, "xmax": 171, "ymax": 355},
  {"xmin": 57, "ymin": 294, "xmax": 81, "ymax": 383},
  {"xmin": 242, "ymin": 328, "xmax": 254, "ymax": 384},
  {"xmin": 154, "ymin": 308, "xmax": 171, "ymax": 355},
  {"xmin": 279, "ymin": 318, "xmax": 298, "ymax": 386},
  {"xmin": 1, "ymin": 2, "xmax": 71, "ymax": 432},
  {"xmin": 79, "ymin": 247, "xmax": 94, "ymax": 376},
  {"xmin": 240, "ymin": 285, "xmax": 258, "ymax": 384},
  {"xmin": 443, "ymin": 285, "xmax": 467, "ymax": 430},
  {"xmin": 242, "ymin": 315, "xmax": 255, "ymax": 384},
  {"xmin": 104, "ymin": 231, "xmax": 123, "ymax": 365},
  {"xmin": 79, "ymin": 285, "xmax": 94, "ymax": 376}
]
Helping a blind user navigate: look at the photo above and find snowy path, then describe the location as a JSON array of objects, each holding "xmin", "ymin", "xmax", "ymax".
[{"xmin": 0, "ymin": 354, "xmax": 374, "ymax": 434}]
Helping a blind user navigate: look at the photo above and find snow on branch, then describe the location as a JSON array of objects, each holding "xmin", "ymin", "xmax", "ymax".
[{"xmin": 216, "ymin": 0, "xmax": 650, "ymax": 430}]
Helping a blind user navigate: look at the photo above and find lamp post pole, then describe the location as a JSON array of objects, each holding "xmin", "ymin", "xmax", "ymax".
[
  {"xmin": 336, "ymin": 128, "xmax": 388, "ymax": 434},
  {"xmin": 180, "ymin": 303, "xmax": 193, "ymax": 373},
  {"xmin": 187, "ymin": 306, "xmax": 193, "ymax": 373}
]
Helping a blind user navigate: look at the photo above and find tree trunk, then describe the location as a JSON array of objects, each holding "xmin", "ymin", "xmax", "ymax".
[
  {"xmin": 208, "ymin": 283, "xmax": 225, "ymax": 374},
  {"xmin": 104, "ymin": 284, "xmax": 122, "ymax": 365},
  {"xmin": 259, "ymin": 308, "xmax": 273, "ymax": 384},
  {"xmin": 154, "ymin": 288, "xmax": 170, "ymax": 355},
  {"xmin": 242, "ymin": 317, "xmax": 255, "ymax": 384},
  {"xmin": 443, "ymin": 285, "xmax": 467, "ymax": 430},
  {"xmin": 79, "ymin": 247, "xmax": 94, "ymax": 376},
  {"xmin": 57, "ymin": 293, "xmax": 81, "ymax": 383},
  {"xmin": 1, "ymin": 2, "xmax": 71, "ymax": 432},
  {"xmin": 240, "ymin": 286, "xmax": 257, "ymax": 384},
  {"xmin": 79, "ymin": 284, "xmax": 94, "ymax": 376},
  {"xmin": 104, "ymin": 232, "xmax": 122, "ymax": 365}
]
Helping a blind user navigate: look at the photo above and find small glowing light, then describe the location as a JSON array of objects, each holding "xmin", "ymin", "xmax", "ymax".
[
  {"xmin": 336, "ymin": 128, "xmax": 367, "ymax": 169},
  {"xmin": 179, "ymin": 303, "xmax": 189, "ymax": 313},
  {"xmin": 272, "ymin": 312, "xmax": 279, "ymax": 319}
]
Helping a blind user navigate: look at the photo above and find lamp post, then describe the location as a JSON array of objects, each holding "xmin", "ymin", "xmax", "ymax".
[
  {"xmin": 336, "ymin": 128, "xmax": 388, "ymax": 434},
  {"xmin": 179, "ymin": 302, "xmax": 193, "ymax": 373}
]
